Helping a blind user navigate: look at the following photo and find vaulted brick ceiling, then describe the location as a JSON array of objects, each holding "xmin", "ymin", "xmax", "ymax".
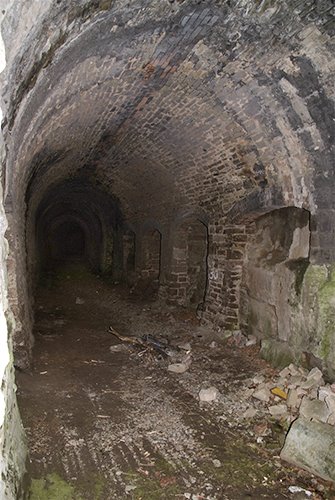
[{"xmin": 2, "ymin": 0, "xmax": 334, "ymax": 226}]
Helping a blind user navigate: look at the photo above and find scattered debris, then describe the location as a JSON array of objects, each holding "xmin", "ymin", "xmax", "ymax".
[
  {"xmin": 142, "ymin": 334, "xmax": 173, "ymax": 356},
  {"xmin": 288, "ymin": 485, "xmax": 312, "ymax": 496},
  {"xmin": 252, "ymin": 386, "xmax": 270, "ymax": 403},
  {"xmin": 109, "ymin": 344, "xmax": 130, "ymax": 353},
  {"xmin": 168, "ymin": 362, "xmax": 190, "ymax": 374},
  {"xmin": 318, "ymin": 384, "xmax": 335, "ymax": 401},
  {"xmin": 107, "ymin": 323, "xmax": 335, "ymax": 487},
  {"xmin": 242, "ymin": 407, "xmax": 257, "ymax": 419},
  {"xmin": 227, "ymin": 330, "xmax": 246, "ymax": 347},
  {"xmin": 306, "ymin": 367, "xmax": 324, "ymax": 385},
  {"xmin": 286, "ymin": 389, "xmax": 299, "ymax": 409},
  {"xmin": 246, "ymin": 335, "xmax": 257, "ymax": 347},
  {"xmin": 108, "ymin": 326, "xmax": 171, "ymax": 358},
  {"xmin": 199, "ymin": 387, "xmax": 219, "ymax": 402},
  {"xmin": 75, "ymin": 297, "xmax": 85, "ymax": 304},
  {"xmin": 299, "ymin": 397, "xmax": 331, "ymax": 423},
  {"xmin": 168, "ymin": 349, "xmax": 192, "ymax": 370},
  {"xmin": 252, "ymin": 375, "xmax": 265, "ymax": 385},
  {"xmin": 125, "ymin": 484, "xmax": 137, "ymax": 493},
  {"xmin": 268, "ymin": 404, "xmax": 288, "ymax": 418},
  {"xmin": 244, "ymin": 361, "xmax": 335, "ymax": 483},
  {"xmin": 254, "ymin": 422, "xmax": 271, "ymax": 437},
  {"xmin": 178, "ymin": 341, "xmax": 192, "ymax": 351},
  {"xmin": 248, "ymin": 364, "xmax": 335, "ymax": 428}
]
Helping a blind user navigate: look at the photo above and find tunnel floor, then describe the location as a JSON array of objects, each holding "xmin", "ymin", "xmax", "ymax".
[{"xmin": 16, "ymin": 262, "xmax": 328, "ymax": 500}]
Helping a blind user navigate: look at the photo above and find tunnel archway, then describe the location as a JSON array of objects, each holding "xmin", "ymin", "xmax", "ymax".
[
  {"xmin": 35, "ymin": 201, "xmax": 104, "ymax": 276},
  {"xmin": 0, "ymin": 0, "xmax": 333, "ymax": 496},
  {"xmin": 32, "ymin": 179, "xmax": 124, "ymax": 279},
  {"xmin": 2, "ymin": 0, "xmax": 333, "ymax": 369}
]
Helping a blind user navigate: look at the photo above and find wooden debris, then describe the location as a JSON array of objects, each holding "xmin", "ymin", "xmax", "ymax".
[{"xmin": 108, "ymin": 326, "xmax": 169, "ymax": 358}]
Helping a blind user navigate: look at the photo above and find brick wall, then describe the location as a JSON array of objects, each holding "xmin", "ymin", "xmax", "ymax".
[
  {"xmin": 202, "ymin": 222, "xmax": 247, "ymax": 331},
  {"xmin": 167, "ymin": 218, "xmax": 208, "ymax": 308}
]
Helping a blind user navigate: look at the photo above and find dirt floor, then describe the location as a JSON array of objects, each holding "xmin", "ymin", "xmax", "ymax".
[{"xmin": 16, "ymin": 261, "xmax": 334, "ymax": 500}]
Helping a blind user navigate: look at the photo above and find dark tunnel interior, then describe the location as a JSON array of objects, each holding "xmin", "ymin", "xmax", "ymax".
[
  {"xmin": 33, "ymin": 179, "xmax": 125, "ymax": 277},
  {"xmin": 47, "ymin": 220, "xmax": 86, "ymax": 261}
]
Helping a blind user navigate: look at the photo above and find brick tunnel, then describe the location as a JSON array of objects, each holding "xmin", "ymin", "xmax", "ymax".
[{"xmin": 0, "ymin": 0, "xmax": 334, "ymax": 498}]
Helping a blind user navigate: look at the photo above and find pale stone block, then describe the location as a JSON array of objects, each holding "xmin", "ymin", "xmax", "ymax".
[{"xmin": 281, "ymin": 417, "xmax": 335, "ymax": 482}]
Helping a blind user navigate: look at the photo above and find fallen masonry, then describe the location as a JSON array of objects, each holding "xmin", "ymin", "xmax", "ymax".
[
  {"xmin": 246, "ymin": 363, "xmax": 335, "ymax": 482},
  {"xmin": 108, "ymin": 323, "xmax": 335, "ymax": 486}
]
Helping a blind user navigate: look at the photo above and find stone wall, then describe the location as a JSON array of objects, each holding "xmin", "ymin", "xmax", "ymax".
[
  {"xmin": 293, "ymin": 265, "xmax": 335, "ymax": 380},
  {"xmin": 0, "ymin": 187, "xmax": 27, "ymax": 499},
  {"xmin": 238, "ymin": 207, "xmax": 335, "ymax": 380},
  {"xmin": 0, "ymin": 10, "xmax": 27, "ymax": 495},
  {"xmin": 241, "ymin": 207, "xmax": 310, "ymax": 338}
]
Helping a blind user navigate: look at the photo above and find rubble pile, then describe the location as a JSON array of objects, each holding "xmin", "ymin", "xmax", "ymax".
[
  {"xmin": 248, "ymin": 364, "xmax": 335, "ymax": 427},
  {"xmin": 245, "ymin": 362, "xmax": 335, "ymax": 483},
  {"xmin": 108, "ymin": 324, "xmax": 335, "ymax": 485}
]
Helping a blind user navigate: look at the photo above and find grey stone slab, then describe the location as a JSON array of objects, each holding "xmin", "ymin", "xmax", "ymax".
[{"xmin": 281, "ymin": 417, "xmax": 335, "ymax": 482}]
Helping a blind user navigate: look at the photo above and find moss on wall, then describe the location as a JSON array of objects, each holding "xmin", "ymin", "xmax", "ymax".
[
  {"xmin": 317, "ymin": 267, "xmax": 335, "ymax": 372},
  {"xmin": 301, "ymin": 265, "xmax": 335, "ymax": 379}
]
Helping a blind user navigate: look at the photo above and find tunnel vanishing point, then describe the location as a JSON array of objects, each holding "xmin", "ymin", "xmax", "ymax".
[{"xmin": 0, "ymin": 0, "xmax": 333, "ymax": 497}]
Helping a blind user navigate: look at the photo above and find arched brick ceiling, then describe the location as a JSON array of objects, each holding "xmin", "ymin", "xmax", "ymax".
[{"xmin": 2, "ymin": 0, "xmax": 334, "ymax": 225}]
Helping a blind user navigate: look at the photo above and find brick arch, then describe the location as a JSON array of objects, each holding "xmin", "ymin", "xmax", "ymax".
[
  {"xmin": 6, "ymin": 0, "xmax": 333, "ymax": 237},
  {"xmin": 142, "ymin": 219, "xmax": 164, "ymax": 235},
  {"xmin": 175, "ymin": 209, "xmax": 210, "ymax": 227},
  {"xmin": 43, "ymin": 214, "xmax": 90, "ymax": 263},
  {"xmin": 1, "ymin": 0, "xmax": 334, "ymax": 366}
]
